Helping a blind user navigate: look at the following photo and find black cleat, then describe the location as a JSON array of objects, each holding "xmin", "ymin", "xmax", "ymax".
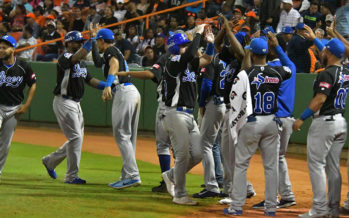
[
  {"xmin": 152, "ymin": 180, "xmax": 167, "ymax": 193},
  {"xmin": 277, "ymin": 199, "xmax": 296, "ymax": 208},
  {"xmin": 193, "ymin": 189, "xmax": 220, "ymax": 198}
]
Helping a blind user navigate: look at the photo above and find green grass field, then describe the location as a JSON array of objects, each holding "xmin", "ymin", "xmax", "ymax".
[{"xmin": 0, "ymin": 142, "xmax": 217, "ymax": 218}]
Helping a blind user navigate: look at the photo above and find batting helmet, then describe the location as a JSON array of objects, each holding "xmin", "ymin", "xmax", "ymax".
[
  {"xmin": 64, "ymin": 31, "xmax": 84, "ymax": 43},
  {"xmin": 167, "ymin": 33, "xmax": 190, "ymax": 55},
  {"xmin": 0, "ymin": 35, "xmax": 17, "ymax": 48}
]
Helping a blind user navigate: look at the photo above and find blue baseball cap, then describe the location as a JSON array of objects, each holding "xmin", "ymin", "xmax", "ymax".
[
  {"xmin": 295, "ymin": 23, "xmax": 305, "ymax": 30},
  {"xmin": 0, "ymin": 35, "xmax": 17, "ymax": 48},
  {"xmin": 262, "ymin": 26, "xmax": 275, "ymax": 35},
  {"xmin": 245, "ymin": 38, "xmax": 268, "ymax": 55},
  {"xmin": 235, "ymin": 32, "xmax": 246, "ymax": 46},
  {"xmin": 92, "ymin": 28, "xmax": 114, "ymax": 40},
  {"xmin": 325, "ymin": 38, "xmax": 345, "ymax": 58},
  {"xmin": 281, "ymin": 26, "xmax": 293, "ymax": 34}
]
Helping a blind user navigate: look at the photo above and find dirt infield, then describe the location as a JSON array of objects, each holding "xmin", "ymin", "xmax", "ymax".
[{"xmin": 12, "ymin": 126, "xmax": 349, "ymax": 217}]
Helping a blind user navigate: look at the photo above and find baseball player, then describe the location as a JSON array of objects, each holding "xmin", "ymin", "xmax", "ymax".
[
  {"xmin": 91, "ymin": 28, "xmax": 141, "ymax": 189},
  {"xmin": 114, "ymin": 52, "xmax": 172, "ymax": 193},
  {"xmin": 293, "ymin": 38, "xmax": 348, "ymax": 217},
  {"xmin": 252, "ymin": 31, "xmax": 297, "ymax": 209},
  {"xmin": 0, "ymin": 35, "xmax": 36, "ymax": 178},
  {"xmin": 214, "ymin": 14, "xmax": 256, "ymax": 203},
  {"xmin": 42, "ymin": 31, "xmax": 107, "ymax": 184},
  {"xmin": 161, "ymin": 25, "xmax": 214, "ymax": 205},
  {"xmin": 224, "ymin": 38, "xmax": 291, "ymax": 216}
]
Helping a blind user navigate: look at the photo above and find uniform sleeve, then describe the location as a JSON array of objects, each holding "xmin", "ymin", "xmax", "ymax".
[
  {"xmin": 84, "ymin": 72, "xmax": 93, "ymax": 83},
  {"xmin": 191, "ymin": 57, "xmax": 200, "ymax": 74},
  {"xmin": 218, "ymin": 46, "xmax": 231, "ymax": 64},
  {"xmin": 314, "ymin": 70, "xmax": 334, "ymax": 96},
  {"xmin": 150, "ymin": 63, "xmax": 162, "ymax": 84},
  {"xmin": 279, "ymin": 66, "xmax": 292, "ymax": 81},
  {"xmin": 58, "ymin": 53, "xmax": 73, "ymax": 70},
  {"xmin": 23, "ymin": 62, "xmax": 37, "ymax": 87}
]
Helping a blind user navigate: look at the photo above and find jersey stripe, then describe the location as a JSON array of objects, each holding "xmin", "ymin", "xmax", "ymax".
[
  {"xmin": 60, "ymin": 69, "xmax": 71, "ymax": 96},
  {"xmin": 171, "ymin": 76, "xmax": 181, "ymax": 107}
]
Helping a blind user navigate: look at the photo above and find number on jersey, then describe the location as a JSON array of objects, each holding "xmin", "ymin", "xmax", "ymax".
[{"xmin": 254, "ymin": 92, "xmax": 275, "ymax": 114}]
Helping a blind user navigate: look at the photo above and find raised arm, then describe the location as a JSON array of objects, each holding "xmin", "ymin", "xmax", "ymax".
[
  {"xmin": 199, "ymin": 27, "xmax": 215, "ymax": 68},
  {"xmin": 90, "ymin": 23, "xmax": 104, "ymax": 67}
]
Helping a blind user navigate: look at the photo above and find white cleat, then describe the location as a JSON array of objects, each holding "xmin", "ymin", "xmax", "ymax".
[
  {"xmin": 162, "ymin": 171, "xmax": 175, "ymax": 197},
  {"xmin": 219, "ymin": 197, "xmax": 233, "ymax": 205},
  {"xmin": 173, "ymin": 196, "xmax": 198, "ymax": 206},
  {"xmin": 298, "ymin": 209, "xmax": 329, "ymax": 218}
]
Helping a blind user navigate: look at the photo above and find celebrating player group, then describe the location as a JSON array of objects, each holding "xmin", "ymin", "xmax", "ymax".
[{"xmin": 0, "ymin": 13, "xmax": 349, "ymax": 217}]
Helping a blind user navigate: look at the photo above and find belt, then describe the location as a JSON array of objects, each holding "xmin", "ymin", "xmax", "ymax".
[
  {"xmin": 226, "ymin": 104, "xmax": 232, "ymax": 110},
  {"xmin": 112, "ymin": 82, "xmax": 133, "ymax": 92},
  {"xmin": 176, "ymin": 107, "xmax": 194, "ymax": 114},
  {"xmin": 62, "ymin": 95, "xmax": 80, "ymax": 102},
  {"xmin": 213, "ymin": 95, "xmax": 224, "ymax": 105},
  {"xmin": 313, "ymin": 113, "xmax": 343, "ymax": 121}
]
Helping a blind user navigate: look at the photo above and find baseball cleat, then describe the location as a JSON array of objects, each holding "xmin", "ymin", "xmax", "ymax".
[
  {"xmin": 109, "ymin": 179, "xmax": 141, "ymax": 189},
  {"xmin": 192, "ymin": 189, "xmax": 219, "ymax": 198},
  {"xmin": 218, "ymin": 197, "xmax": 232, "ymax": 205},
  {"xmin": 264, "ymin": 211, "xmax": 276, "ymax": 216},
  {"xmin": 173, "ymin": 196, "xmax": 198, "ymax": 206},
  {"xmin": 42, "ymin": 158, "xmax": 57, "ymax": 179},
  {"xmin": 223, "ymin": 208, "xmax": 243, "ymax": 216},
  {"xmin": 339, "ymin": 207, "xmax": 349, "ymax": 215},
  {"xmin": 219, "ymin": 192, "xmax": 229, "ymax": 198},
  {"xmin": 162, "ymin": 171, "xmax": 175, "ymax": 197},
  {"xmin": 65, "ymin": 177, "xmax": 86, "ymax": 184},
  {"xmin": 152, "ymin": 180, "xmax": 167, "ymax": 193},
  {"xmin": 247, "ymin": 191, "xmax": 256, "ymax": 198},
  {"xmin": 252, "ymin": 200, "xmax": 265, "ymax": 209},
  {"xmin": 298, "ymin": 209, "xmax": 329, "ymax": 218},
  {"xmin": 277, "ymin": 199, "xmax": 296, "ymax": 208}
]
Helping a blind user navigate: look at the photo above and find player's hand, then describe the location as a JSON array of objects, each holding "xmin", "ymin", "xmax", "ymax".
[
  {"xmin": 199, "ymin": 107, "xmax": 206, "ymax": 117},
  {"xmin": 251, "ymin": 30, "xmax": 261, "ymax": 39},
  {"xmin": 90, "ymin": 23, "xmax": 100, "ymax": 38},
  {"xmin": 292, "ymin": 119, "xmax": 304, "ymax": 131},
  {"xmin": 304, "ymin": 25, "xmax": 316, "ymax": 41},
  {"xmin": 204, "ymin": 27, "xmax": 214, "ymax": 43},
  {"xmin": 267, "ymin": 31, "xmax": 278, "ymax": 47},
  {"xmin": 218, "ymin": 13, "xmax": 229, "ymax": 29},
  {"xmin": 326, "ymin": 16, "xmax": 337, "ymax": 38},
  {"xmin": 102, "ymin": 87, "xmax": 113, "ymax": 102},
  {"xmin": 16, "ymin": 104, "xmax": 29, "ymax": 114},
  {"xmin": 195, "ymin": 24, "xmax": 206, "ymax": 35}
]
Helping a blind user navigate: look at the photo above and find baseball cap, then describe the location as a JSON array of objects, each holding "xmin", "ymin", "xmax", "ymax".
[
  {"xmin": 281, "ymin": 26, "xmax": 293, "ymax": 34},
  {"xmin": 47, "ymin": 21, "xmax": 56, "ymax": 28},
  {"xmin": 117, "ymin": 0, "xmax": 124, "ymax": 3},
  {"xmin": 245, "ymin": 11, "xmax": 257, "ymax": 19},
  {"xmin": 282, "ymin": 0, "xmax": 293, "ymax": 5},
  {"xmin": 234, "ymin": 8, "xmax": 242, "ymax": 14},
  {"xmin": 26, "ymin": 13, "xmax": 36, "ymax": 19},
  {"xmin": 325, "ymin": 38, "xmax": 345, "ymax": 58},
  {"xmin": 93, "ymin": 28, "xmax": 115, "ymax": 40},
  {"xmin": 262, "ymin": 26, "xmax": 275, "ymax": 35},
  {"xmin": 295, "ymin": 23, "xmax": 305, "ymax": 30},
  {"xmin": 245, "ymin": 38, "xmax": 268, "ymax": 55},
  {"xmin": 325, "ymin": 14, "xmax": 334, "ymax": 22},
  {"xmin": 0, "ymin": 35, "xmax": 17, "ymax": 48}
]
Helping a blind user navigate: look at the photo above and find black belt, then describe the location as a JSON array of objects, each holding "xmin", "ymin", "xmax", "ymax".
[
  {"xmin": 62, "ymin": 95, "xmax": 81, "ymax": 102},
  {"xmin": 176, "ymin": 107, "xmax": 194, "ymax": 114},
  {"xmin": 313, "ymin": 113, "xmax": 343, "ymax": 121}
]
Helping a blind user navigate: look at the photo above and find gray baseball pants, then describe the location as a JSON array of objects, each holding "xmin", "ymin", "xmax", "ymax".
[
  {"xmin": 221, "ymin": 110, "xmax": 254, "ymax": 195},
  {"xmin": 43, "ymin": 96, "xmax": 84, "ymax": 182},
  {"xmin": 307, "ymin": 114, "xmax": 347, "ymax": 216},
  {"xmin": 230, "ymin": 115, "xmax": 280, "ymax": 213},
  {"xmin": 155, "ymin": 102, "xmax": 171, "ymax": 156},
  {"xmin": 0, "ymin": 104, "xmax": 20, "ymax": 177},
  {"xmin": 162, "ymin": 108, "xmax": 202, "ymax": 198},
  {"xmin": 278, "ymin": 117, "xmax": 295, "ymax": 201},
  {"xmin": 200, "ymin": 99, "xmax": 225, "ymax": 193},
  {"xmin": 112, "ymin": 84, "xmax": 141, "ymax": 181}
]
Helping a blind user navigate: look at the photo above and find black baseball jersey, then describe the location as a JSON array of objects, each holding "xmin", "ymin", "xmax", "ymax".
[
  {"xmin": 103, "ymin": 46, "xmax": 131, "ymax": 84},
  {"xmin": 53, "ymin": 52, "xmax": 92, "ymax": 99},
  {"xmin": 247, "ymin": 65, "xmax": 291, "ymax": 115},
  {"xmin": 200, "ymin": 54, "xmax": 227, "ymax": 97},
  {"xmin": 0, "ymin": 59, "xmax": 36, "ymax": 106},
  {"xmin": 163, "ymin": 33, "xmax": 202, "ymax": 108},
  {"xmin": 313, "ymin": 65, "xmax": 349, "ymax": 115},
  {"xmin": 150, "ymin": 53, "xmax": 170, "ymax": 102}
]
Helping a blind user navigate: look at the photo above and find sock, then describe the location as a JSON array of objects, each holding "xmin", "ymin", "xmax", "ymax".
[{"xmin": 158, "ymin": 155, "xmax": 171, "ymax": 173}]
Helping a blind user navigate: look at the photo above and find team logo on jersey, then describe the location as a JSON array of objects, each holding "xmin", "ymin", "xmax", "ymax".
[
  {"xmin": 152, "ymin": 64, "xmax": 160, "ymax": 69},
  {"xmin": 71, "ymin": 64, "xmax": 87, "ymax": 78},
  {"xmin": 338, "ymin": 73, "xmax": 349, "ymax": 85},
  {"xmin": 182, "ymin": 69, "xmax": 196, "ymax": 82},
  {"xmin": 251, "ymin": 73, "xmax": 279, "ymax": 89},
  {"xmin": 0, "ymin": 71, "xmax": 23, "ymax": 88},
  {"xmin": 319, "ymin": 82, "xmax": 331, "ymax": 89}
]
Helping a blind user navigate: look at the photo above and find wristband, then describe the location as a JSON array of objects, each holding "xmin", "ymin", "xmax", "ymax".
[
  {"xmin": 83, "ymin": 41, "xmax": 92, "ymax": 52},
  {"xmin": 106, "ymin": 74, "xmax": 115, "ymax": 87},
  {"xmin": 205, "ymin": 42, "xmax": 214, "ymax": 56},
  {"xmin": 313, "ymin": 38, "xmax": 324, "ymax": 52},
  {"xmin": 300, "ymin": 107, "xmax": 315, "ymax": 121},
  {"xmin": 97, "ymin": 81, "xmax": 106, "ymax": 90}
]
